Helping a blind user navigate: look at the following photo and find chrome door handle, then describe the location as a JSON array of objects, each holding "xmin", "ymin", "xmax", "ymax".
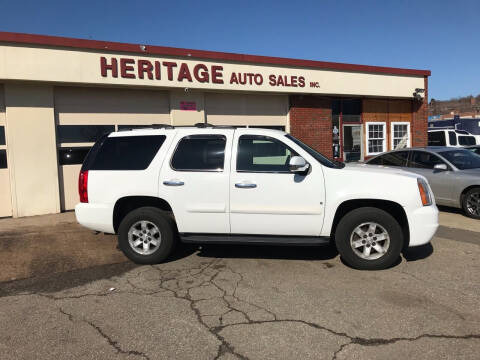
[
  {"xmin": 163, "ymin": 180, "xmax": 185, "ymax": 186},
  {"xmin": 235, "ymin": 182, "xmax": 257, "ymax": 189}
]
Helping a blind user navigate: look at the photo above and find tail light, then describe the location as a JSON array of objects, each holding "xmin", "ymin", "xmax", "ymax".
[{"xmin": 79, "ymin": 170, "xmax": 89, "ymax": 203}]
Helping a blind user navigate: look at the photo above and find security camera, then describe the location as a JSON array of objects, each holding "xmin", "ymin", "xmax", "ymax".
[
  {"xmin": 415, "ymin": 88, "xmax": 425, "ymax": 93},
  {"xmin": 413, "ymin": 92, "xmax": 423, "ymax": 101},
  {"xmin": 184, "ymin": 88, "xmax": 189, "ymax": 93}
]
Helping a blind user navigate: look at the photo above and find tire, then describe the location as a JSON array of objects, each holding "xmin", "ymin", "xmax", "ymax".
[
  {"xmin": 118, "ymin": 207, "xmax": 176, "ymax": 264},
  {"xmin": 335, "ymin": 207, "xmax": 403, "ymax": 270},
  {"xmin": 461, "ymin": 188, "xmax": 480, "ymax": 219}
]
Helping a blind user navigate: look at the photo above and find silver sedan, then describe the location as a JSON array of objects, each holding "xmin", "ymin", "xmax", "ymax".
[{"xmin": 366, "ymin": 146, "xmax": 480, "ymax": 218}]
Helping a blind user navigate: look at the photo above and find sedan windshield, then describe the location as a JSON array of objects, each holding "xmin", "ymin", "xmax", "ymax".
[{"xmin": 439, "ymin": 149, "xmax": 480, "ymax": 170}]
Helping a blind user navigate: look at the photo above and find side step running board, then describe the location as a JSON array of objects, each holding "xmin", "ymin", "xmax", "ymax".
[{"xmin": 179, "ymin": 233, "xmax": 331, "ymax": 246}]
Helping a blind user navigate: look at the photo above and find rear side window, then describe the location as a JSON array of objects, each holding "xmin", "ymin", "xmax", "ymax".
[
  {"xmin": 458, "ymin": 136, "xmax": 476, "ymax": 146},
  {"xmin": 428, "ymin": 131, "xmax": 446, "ymax": 146},
  {"xmin": 368, "ymin": 151, "xmax": 409, "ymax": 167},
  {"xmin": 82, "ymin": 135, "xmax": 165, "ymax": 170},
  {"xmin": 171, "ymin": 135, "xmax": 226, "ymax": 171}
]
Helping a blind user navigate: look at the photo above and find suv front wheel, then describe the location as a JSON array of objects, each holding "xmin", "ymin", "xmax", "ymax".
[
  {"xmin": 335, "ymin": 207, "xmax": 403, "ymax": 270},
  {"xmin": 118, "ymin": 207, "xmax": 176, "ymax": 264}
]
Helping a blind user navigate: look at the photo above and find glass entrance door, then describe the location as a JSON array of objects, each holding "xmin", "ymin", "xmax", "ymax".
[{"xmin": 343, "ymin": 125, "xmax": 362, "ymax": 162}]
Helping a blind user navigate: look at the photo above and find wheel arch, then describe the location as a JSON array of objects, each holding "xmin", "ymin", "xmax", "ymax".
[
  {"xmin": 460, "ymin": 185, "xmax": 480, "ymax": 202},
  {"xmin": 113, "ymin": 196, "xmax": 174, "ymax": 234},
  {"xmin": 330, "ymin": 199, "xmax": 410, "ymax": 249}
]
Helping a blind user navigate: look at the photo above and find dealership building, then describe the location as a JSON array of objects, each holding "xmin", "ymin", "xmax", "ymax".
[{"xmin": 0, "ymin": 32, "xmax": 430, "ymax": 218}]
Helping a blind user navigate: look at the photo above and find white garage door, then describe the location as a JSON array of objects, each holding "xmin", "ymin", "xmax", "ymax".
[
  {"xmin": 55, "ymin": 86, "xmax": 170, "ymax": 210},
  {"xmin": 205, "ymin": 93, "xmax": 287, "ymax": 128},
  {"xmin": 0, "ymin": 84, "xmax": 12, "ymax": 217}
]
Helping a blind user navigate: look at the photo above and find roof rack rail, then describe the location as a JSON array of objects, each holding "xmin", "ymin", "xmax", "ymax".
[
  {"xmin": 117, "ymin": 124, "xmax": 174, "ymax": 132},
  {"xmin": 194, "ymin": 122, "xmax": 213, "ymax": 128},
  {"xmin": 193, "ymin": 122, "xmax": 239, "ymax": 129},
  {"xmin": 151, "ymin": 124, "xmax": 174, "ymax": 129}
]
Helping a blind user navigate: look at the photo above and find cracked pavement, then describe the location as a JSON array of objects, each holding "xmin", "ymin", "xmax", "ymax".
[{"xmin": 1, "ymin": 211, "xmax": 480, "ymax": 359}]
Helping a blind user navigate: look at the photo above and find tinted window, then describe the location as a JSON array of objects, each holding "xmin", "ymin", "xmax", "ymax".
[
  {"xmin": 439, "ymin": 149, "xmax": 480, "ymax": 170},
  {"xmin": 0, "ymin": 149, "xmax": 6, "ymax": 169},
  {"xmin": 58, "ymin": 147, "xmax": 91, "ymax": 165},
  {"xmin": 410, "ymin": 151, "xmax": 445, "ymax": 169},
  {"xmin": 57, "ymin": 125, "xmax": 115, "ymax": 143},
  {"xmin": 83, "ymin": 135, "xmax": 165, "ymax": 170},
  {"xmin": 458, "ymin": 136, "xmax": 476, "ymax": 146},
  {"xmin": 449, "ymin": 131, "xmax": 457, "ymax": 146},
  {"xmin": 368, "ymin": 151, "xmax": 409, "ymax": 167},
  {"xmin": 428, "ymin": 132, "xmax": 446, "ymax": 146},
  {"xmin": 0, "ymin": 126, "xmax": 5, "ymax": 145},
  {"xmin": 171, "ymin": 135, "xmax": 226, "ymax": 171},
  {"xmin": 237, "ymin": 135, "xmax": 298, "ymax": 172}
]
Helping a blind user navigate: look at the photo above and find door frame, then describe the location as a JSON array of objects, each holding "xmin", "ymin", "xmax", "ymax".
[{"xmin": 342, "ymin": 124, "xmax": 364, "ymax": 162}]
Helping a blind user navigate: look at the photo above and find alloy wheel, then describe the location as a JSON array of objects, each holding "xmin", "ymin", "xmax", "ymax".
[
  {"xmin": 128, "ymin": 220, "xmax": 162, "ymax": 255},
  {"xmin": 350, "ymin": 222, "xmax": 390, "ymax": 260},
  {"xmin": 466, "ymin": 192, "xmax": 480, "ymax": 217}
]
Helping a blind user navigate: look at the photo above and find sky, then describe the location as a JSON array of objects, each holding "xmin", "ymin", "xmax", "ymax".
[{"xmin": 0, "ymin": 0, "xmax": 478, "ymax": 100}]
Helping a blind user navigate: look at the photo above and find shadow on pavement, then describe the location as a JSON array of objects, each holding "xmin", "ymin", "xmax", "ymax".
[
  {"xmin": 196, "ymin": 243, "xmax": 339, "ymax": 261},
  {"xmin": 437, "ymin": 205, "xmax": 464, "ymax": 215},
  {"xmin": 0, "ymin": 262, "xmax": 140, "ymax": 298},
  {"xmin": 403, "ymin": 243, "xmax": 434, "ymax": 262}
]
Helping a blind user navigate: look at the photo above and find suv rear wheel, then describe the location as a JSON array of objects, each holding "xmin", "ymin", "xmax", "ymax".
[
  {"xmin": 118, "ymin": 207, "xmax": 176, "ymax": 264},
  {"xmin": 335, "ymin": 207, "xmax": 403, "ymax": 270}
]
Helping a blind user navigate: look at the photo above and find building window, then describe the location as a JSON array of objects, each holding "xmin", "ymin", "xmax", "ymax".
[
  {"xmin": 0, "ymin": 126, "xmax": 5, "ymax": 146},
  {"xmin": 57, "ymin": 125, "xmax": 115, "ymax": 143},
  {"xmin": 391, "ymin": 122, "xmax": 411, "ymax": 149},
  {"xmin": 0, "ymin": 149, "xmax": 7, "ymax": 169},
  {"xmin": 366, "ymin": 122, "xmax": 386, "ymax": 155}
]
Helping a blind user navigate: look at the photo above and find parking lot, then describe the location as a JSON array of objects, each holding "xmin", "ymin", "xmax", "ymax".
[{"xmin": 0, "ymin": 208, "xmax": 479, "ymax": 359}]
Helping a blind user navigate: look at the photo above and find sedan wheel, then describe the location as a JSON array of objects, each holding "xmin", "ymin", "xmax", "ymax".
[{"xmin": 462, "ymin": 188, "xmax": 480, "ymax": 219}]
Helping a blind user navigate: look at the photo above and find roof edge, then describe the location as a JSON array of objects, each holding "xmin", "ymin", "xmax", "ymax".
[{"xmin": 0, "ymin": 31, "xmax": 431, "ymax": 77}]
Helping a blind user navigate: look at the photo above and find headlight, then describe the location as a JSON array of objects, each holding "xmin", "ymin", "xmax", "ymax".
[{"xmin": 417, "ymin": 178, "xmax": 432, "ymax": 206}]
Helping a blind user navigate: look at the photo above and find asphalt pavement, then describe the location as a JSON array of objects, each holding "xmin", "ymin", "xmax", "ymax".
[{"xmin": 0, "ymin": 209, "xmax": 479, "ymax": 359}]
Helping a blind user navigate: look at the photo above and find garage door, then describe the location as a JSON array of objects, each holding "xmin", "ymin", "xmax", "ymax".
[
  {"xmin": 205, "ymin": 93, "xmax": 288, "ymax": 128},
  {"xmin": 55, "ymin": 87, "xmax": 170, "ymax": 210},
  {"xmin": 0, "ymin": 84, "xmax": 12, "ymax": 217}
]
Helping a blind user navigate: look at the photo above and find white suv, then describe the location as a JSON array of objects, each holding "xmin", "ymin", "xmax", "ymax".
[{"xmin": 75, "ymin": 125, "xmax": 438, "ymax": 270}]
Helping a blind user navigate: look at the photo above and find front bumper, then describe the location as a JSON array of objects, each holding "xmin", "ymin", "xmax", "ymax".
[
  {"xmin": 75, "ymin": 203, "xmax": 115, "ymax": 234},
  {"xmin": 406, "ymin": 205, "xmax": 439, "ymax": 247}
]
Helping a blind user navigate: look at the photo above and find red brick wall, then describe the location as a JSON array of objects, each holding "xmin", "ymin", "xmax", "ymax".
[
  {"xmin": 289, "ymin": 96, "xmax": 332, "ymax": 158},
  {"xmin": 412, "ymin": 76, "xmax": 429, "ymax": 147}
]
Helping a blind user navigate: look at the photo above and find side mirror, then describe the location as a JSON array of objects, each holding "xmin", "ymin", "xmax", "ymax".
[
  {"xmin": 434, "ymin": 163, "xmax": 448, "ymax": 171},
  {"xmin": 289, "ymin": 156, "xmax": 310, "ymax": 173}
]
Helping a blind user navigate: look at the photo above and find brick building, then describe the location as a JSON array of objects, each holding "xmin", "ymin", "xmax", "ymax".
[{"xmin": 0, "ymin": 32, "xmax": 430, "ymax": 217}]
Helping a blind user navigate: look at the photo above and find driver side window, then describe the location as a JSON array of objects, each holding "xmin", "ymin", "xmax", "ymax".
[
  {"xmin": 409, "ymin": 151, "xmax": 445, "ymax": 169},
  {"xmin": 236, "ymin": 135, "xmax": 298, "ymax": 173}
]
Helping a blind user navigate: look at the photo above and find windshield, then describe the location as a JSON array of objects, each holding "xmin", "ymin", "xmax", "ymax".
[
  {"xmin": 285, "ymin": 134, "xmax": 343, "ymax": 168},
  {"xmin": 439, "ymin": 149, "xmax": 480, "ymax": 170}
]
